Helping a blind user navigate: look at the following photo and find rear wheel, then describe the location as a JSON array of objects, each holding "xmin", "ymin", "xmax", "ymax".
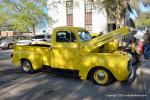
[
  {"xmin": 8, "ymin": 43, "xmax": 13, "ymax": 49},
  {"xmin": 21, "ymin": 60, "xmax": 34, "ymax": 73},
  {"xmin": 91, "ymin": 67, "xmax": 114, "ymax": 86}
]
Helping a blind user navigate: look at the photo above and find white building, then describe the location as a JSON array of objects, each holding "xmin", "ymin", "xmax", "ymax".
[{"xmin": 47, "ymin": 0, "xmax": 129, "ymax": 34}]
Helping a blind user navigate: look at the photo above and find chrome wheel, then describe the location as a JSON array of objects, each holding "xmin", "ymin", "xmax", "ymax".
[
  {"xmin": 127, "ymin": 67, "xmax": 136, "ymax": 83},
  {"xmin": 94, "ymin": 70, "xmax": 109, "ymax": 84},
  {"xmin": 8, "ymin": 44, "xmax": 13, "ymax": 49},
  {"xmin": 21, "ymin": 60, "xmax": 33, "ymax": 73},
  {"xmin": 91, "ymin": 68, "xmax": 113, "ymax": 86}
]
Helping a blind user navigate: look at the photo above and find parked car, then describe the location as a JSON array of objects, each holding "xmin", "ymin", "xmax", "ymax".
[
  {"xmin": 16, "ymin": 34, "xmax": 51, "ymax": 45},
  {"xmin": 0, "ymin": 37, "xmax": 7, "ymax": 42},
  {"xmin": 16, "ymin": 36, "xmax": 32, "ymax": 45},
  {"xmin": 31, "ymin": 34, "xmax": 51, "ymax": 44},
  {"xmin": 13, "ymin": 26, "xmax": 136, "ymax": 86},
  {"xmin": 0, "ymin": 36, "xmax": 30, "ymax": 49},
  {"xmin": 16, "ymin": 40, "xmax": 32, "ymax": 45}
]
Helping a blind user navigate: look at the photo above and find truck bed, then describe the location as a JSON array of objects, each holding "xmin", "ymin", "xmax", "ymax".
[
  {"xmin": 13, "ymin": 44, "xmax": 51, "ymax": 68},
  {"xmin": 29, "ymin": 44, "xmax": 50, "ymax": 47}
]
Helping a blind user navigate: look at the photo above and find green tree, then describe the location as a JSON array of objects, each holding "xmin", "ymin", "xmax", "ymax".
[
  {"xmin": 2, "ymin": 0, "xmax": 49, "ymax": 34},
  {"xmin": 93, "ymin": 0, "xmax": 150, "ymax": 27},
  {"xmin": 135, "ymin": 12, "xmax": 150, "ymax": 28},
  {"xmin": 130, "ymin": 0, "xmax": 150, "ymax": 16},
  {"xmin": 0, "ymin": 4, "xmax": 11, "ymax": 34}
]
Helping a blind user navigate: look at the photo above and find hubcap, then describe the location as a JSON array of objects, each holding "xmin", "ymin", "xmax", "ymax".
[
  {"xmin": 9, "ymin": 44, "xmax": 13, "ymax": 49},
  {"xmin": 98, "ymin": 73, "xmax": 105, "ymax": 80},
  {"xmin": 23, "ymin": 61, "xmax": 31, "ymax": 72},
  {"xmin": 94, "ymin": 70, "xmax": 108, "ymax": 84}
]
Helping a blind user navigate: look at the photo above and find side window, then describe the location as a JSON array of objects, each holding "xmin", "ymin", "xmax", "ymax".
[
  {"xmin": 14, "ymin": 36, "xmax": 20, "ymax": 41},
  {"xmin": 38, "ymin": 35, "xmax": 45, "ymax": 39},
  {"xmin": 33, "ymin": 35, "xmax": 45, "ymax": 39},
  {"xmin": 56, "ymin": 31, "xmax": 77, "ymax": 42},
  {"xmin": 47, "ymin": 35, "xmax": 51, "ymax": 39}
]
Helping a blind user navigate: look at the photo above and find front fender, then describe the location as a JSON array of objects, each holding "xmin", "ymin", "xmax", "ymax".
[{"xmin": 79, "ymin": 53, "xmax": 130, "ymax": 81}]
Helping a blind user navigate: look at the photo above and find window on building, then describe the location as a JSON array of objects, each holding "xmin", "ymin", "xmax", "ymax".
[
  {"xmin": 66, "ymin": 0, "xmax": 73, "ymax": 26},
  {"xmin": 85, "ymin": 14, "xmax": 92, "ymax": 25},
  {"xmin": 85, "ymin": 0, "xmax": 92, "ymax": 13},
  {"xmin": 107, "ymin": 15, "xmax": 116, "ymax": 32},
  {"xmin": 85, "ymin": 0, "xmax": 92, "ymax": 33},
  {"xmin": 107, "ymin": 24, "xmax": 116, "ymax": 32},
  {"xmin": 56, "ymin": 31, "xmax": 77, "ymax": 42}
]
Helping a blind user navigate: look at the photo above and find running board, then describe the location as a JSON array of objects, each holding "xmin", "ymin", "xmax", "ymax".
[{"xmin": 43, "ymin": 66, "xmax": 80, "ymax": 78}]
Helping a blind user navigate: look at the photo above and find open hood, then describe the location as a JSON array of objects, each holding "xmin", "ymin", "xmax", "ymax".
[{"xmin": 80, "ymin": 27, "xmax": 129, "ymax": 54}]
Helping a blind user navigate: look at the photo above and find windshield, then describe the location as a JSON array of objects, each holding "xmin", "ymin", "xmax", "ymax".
[{"xmin": 79, "ymin": 31, "xmax": 91, "ymax": 42}]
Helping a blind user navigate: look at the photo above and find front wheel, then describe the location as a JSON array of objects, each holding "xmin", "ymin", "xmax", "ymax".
[
  {"xmin": 128, "ymin": 52, "xmax": 139, "ymax": 65},
  {"xmin": 21, "ymin": 60, "xmax": 34, "ymax": 73},
  {"xmin": 91, "ymin": 67, "xmax": 114, "ymax": 86}
]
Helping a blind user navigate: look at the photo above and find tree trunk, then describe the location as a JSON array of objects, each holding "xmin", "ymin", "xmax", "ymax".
[
  {"xmin": 0, "ymin": 26, "xmax": 1, "ymax": 36},
  {"xmin": 32, "ymin": 25, "xmax": 35, "ymax": 35},
  {"xmin": 115, "ymin": 0, "xmax": 128, "ymax": 28}
]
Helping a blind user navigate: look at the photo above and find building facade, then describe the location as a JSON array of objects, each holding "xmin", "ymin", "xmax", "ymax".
[
  {"xmin": 0, "ymin": 31, "xmax": 16, "ymax": 36},
  {"xmin": 47, "ymin": 0, "xmax": 129, "ymax": 34},
  {"xmin": 48, "ymin": 0, "xmax": 108, "ymax": 34}
]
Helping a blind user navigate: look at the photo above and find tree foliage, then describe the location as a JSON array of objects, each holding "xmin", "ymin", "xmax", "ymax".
[
  {"xmin": 93, "ymin": 0, "xmax": 150, "ymax": 27},
  {"xmin": 130, "ymin": 0, "xmax": 150, "ymax": 16},
  {"xmin": 0, "ymin": 3, "xmax": 10, "ymax": 31},
  {"xmin": 0, "ymin": 0, "xmax": 49, "ymax": 34},
  {"xmin": 93, "ymin": 0, "xmax": 128, "ymax": 27},
  {"xmin": 135, "ymin": 12, "xmax": 150, "ymax": 28}
]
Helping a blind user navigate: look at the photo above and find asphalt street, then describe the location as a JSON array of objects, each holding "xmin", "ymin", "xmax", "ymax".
[{"xmin": 0, "ymin": 49, "xmax": 150, "ymax": 100}]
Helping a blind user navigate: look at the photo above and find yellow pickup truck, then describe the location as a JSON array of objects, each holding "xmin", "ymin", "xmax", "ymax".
[{"xmin": 13, "ymin": 26, "xmax": 136, "ymax": 85}]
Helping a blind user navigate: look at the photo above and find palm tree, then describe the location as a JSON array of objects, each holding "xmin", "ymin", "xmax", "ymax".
[
  {"xmin": 93, "ymin": 0, "xmax": 150, "ymax": 27},
  {"xmin": 130, "ymin": 0, "xmax": 150, "ymax": 16}
]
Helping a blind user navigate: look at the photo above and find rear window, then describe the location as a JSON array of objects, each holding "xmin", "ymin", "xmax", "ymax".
[{"xmin": 20, "ymin": 36, "xmax": 31, "ymax": 40}]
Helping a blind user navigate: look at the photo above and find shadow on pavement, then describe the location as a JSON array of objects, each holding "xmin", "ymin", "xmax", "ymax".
[{"xmin": 0, "ymin": 58, "xmax": 149, "ymax": 100}]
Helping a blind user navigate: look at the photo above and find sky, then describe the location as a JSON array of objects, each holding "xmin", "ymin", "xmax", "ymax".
[
  {"xmin": 140, "ymin": 3, "xmax": 150, "ymax": 12},
  {"xmin": 130, "ymin": 3, "xmax": 150, "ymax": 19}
]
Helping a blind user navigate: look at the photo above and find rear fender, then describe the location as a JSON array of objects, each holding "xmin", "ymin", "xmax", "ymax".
[{"xmin": 14, "ymin": 50, "xmax": 43, "ymax": 70}]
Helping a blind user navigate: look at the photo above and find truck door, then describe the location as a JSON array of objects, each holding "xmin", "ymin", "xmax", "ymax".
[{"xmin": 51, "ymin": 31, "xmax": 79, "ymax": 70}]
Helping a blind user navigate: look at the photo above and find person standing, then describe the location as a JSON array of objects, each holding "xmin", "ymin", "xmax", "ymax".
[{"xmin": 143, "ymin": 28, "xmax": 150, "ymax": 59}]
